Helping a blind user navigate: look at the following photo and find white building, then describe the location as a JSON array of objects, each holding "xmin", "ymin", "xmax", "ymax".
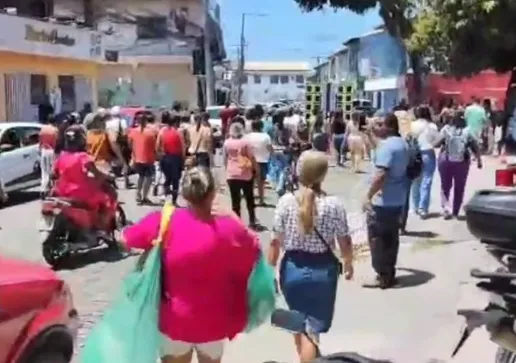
[{"xmin": 238, "ymin": 62, "xmax": 311, "ymax": 105}]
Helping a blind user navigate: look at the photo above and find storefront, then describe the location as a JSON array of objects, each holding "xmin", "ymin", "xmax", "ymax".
[
  {"xmin": 0, "ymin": 13, "xmax": 102, "ymax": 121},
  {"xmin": 98, "ymin": 55, "xmax": 196, "ymax": 109}
]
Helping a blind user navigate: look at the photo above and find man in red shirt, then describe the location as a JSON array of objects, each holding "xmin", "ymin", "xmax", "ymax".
[{"xmin": 219, "ymin": 102, "xmax": 238, "ymax": 139}]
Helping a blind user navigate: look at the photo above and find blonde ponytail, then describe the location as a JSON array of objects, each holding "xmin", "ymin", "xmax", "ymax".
[{"xmin": 297, "ymin": 186, "xmax": 317, "ymax": 234}]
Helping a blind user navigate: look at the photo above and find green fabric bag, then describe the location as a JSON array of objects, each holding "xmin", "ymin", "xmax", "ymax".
[
  {"xmin": 80, "ymin": 203, "xmax": 175, "ymax": 363},
  {"xmin": 245, "ymin": 251, "xmax": 277, "ymax": 332}
]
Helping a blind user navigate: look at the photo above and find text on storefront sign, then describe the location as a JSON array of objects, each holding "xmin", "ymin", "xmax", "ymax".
[{"xmin": 25, "ymin": 25, "xmax": 76, "ymax": 46}]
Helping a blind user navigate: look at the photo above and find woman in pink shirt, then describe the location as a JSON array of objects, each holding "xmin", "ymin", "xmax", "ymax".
[
  {"xmin": 223, "ymin": 122, "xmax": 259, "ymax": 229},
  {"xmin": 122, "ymin": 166, "xmax": 260, "ymax": 363}
]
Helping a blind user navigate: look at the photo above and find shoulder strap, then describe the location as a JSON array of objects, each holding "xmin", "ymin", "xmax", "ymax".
[
  {"xmin": 152, "ymin": 201, "xmax": 175, "ymax": 247},
  {"xmin": 313, "ymin": 227, "xmax": 332, "ymax": 251}
]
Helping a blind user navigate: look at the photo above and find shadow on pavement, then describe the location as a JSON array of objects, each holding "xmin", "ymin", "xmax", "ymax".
[
  {"xmin": 56, "ymin": 247, "xmax": 133, "ymax": 271},
  {"xmin": 1, "ymin": 191, "xmax": 40, "ymax": 208},
  {"xmin": 393, "ymin": 267, "xmax": 435, "ymax": 289},
  {"xmin": 403, "ymin": 231, "xmax": 439, "ymax": 238}
]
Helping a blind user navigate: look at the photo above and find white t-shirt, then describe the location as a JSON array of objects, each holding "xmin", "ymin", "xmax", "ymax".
[
  {"xmin": 245, "ymin": 132, "xmax": 272, "ymax": 163},
  {"xmin": 105, "ymin": 117, "xmax": 128, "ymax": 134},
  {"xmin": 410, "ymin": 119, "xmax": 439, "ymax": 150},
  {"xmin": 284, "ymin": 114, "xmax": 301, "ymax": 134}
]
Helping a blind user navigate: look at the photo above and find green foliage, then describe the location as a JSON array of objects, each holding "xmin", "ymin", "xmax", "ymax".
[{"xmin": 408, "ymin": 0, "xmax": 516, "ymax": 77}]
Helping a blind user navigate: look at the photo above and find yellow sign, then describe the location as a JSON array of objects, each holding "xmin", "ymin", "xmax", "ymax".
[{"xmin": 25, "ymin": 25, "xmax": 75, "ymax": 46}]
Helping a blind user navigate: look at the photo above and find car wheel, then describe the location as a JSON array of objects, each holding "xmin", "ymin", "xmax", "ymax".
[{"xmin": 31, "ymin": 352, "xmax": 68, "ymax": 363}]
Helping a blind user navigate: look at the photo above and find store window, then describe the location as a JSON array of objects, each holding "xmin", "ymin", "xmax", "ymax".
[
  {"xmin": 280, "ymin": 75, "xmax": 289, "ymax": 84},
  {"xmin": 295, "ymin": 75, "xmax": 304, "ymax": 84},
  {"xmin": 58, "ymin": 75, "xmax": 76, "ymax": 112},
  {"xmin": 136, "ymin": 16, "xmax": 168, "ymax": 39},
  {"xmin": 270, "ymin": 75, "xmax": 279, "ymax": 84},
  {"xmin": 253, "ymin": 75, "xmax": 261, "ymax": 84},
  {"xmin": 30, "ymin": 74, "xmax": 47, "ymax": 105}
]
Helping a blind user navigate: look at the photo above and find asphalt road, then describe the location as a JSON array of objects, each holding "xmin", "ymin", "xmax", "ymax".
[{"xmin": 0, "ymin": 159, "xmax": 501, "ymax": 362}]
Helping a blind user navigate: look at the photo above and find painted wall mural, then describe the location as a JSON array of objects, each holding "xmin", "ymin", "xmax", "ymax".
[{"xmin": 358, "ymin": 30, "xmax": 407, "ymax": 79}]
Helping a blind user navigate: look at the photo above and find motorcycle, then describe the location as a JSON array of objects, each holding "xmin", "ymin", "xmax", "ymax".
[
  {"xmin": 453, "ymin": 189, "xmax": 516, "ymax": 362},
  {"xmin": 39, "ymin": 180, "xmax": 127, "ymax": 268}
]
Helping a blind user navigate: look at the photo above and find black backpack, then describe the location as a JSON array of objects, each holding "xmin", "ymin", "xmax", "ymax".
[{"xmin": 406, "ymin": 135, "xmax": 422, "ymax": 180}]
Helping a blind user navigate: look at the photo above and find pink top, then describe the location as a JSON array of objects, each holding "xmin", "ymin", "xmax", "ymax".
[
  {"xmin": 123, "ymin": 208, "xmax": 260, "ymax": 343},
  {"xmin": 223, "ymin": 138, "xmax": 254, "ymax": 181}
]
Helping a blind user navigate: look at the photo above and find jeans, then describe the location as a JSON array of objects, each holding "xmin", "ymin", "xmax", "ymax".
[
  {"xmin": 367, "ymin": 206, "xmax": 402, "ymax": 279},
  {"xmin": 40, "ymin": 148, "xmax": 55, "ymax": 192},
  {"xmin": 438, "ymin": 153, "xmax": 470, "ymax": 216},
  {"xmin": 160, "ymin": 154, "xmax": 183, "ymax": 203},
  {"xmin": 411, "ymin": 149, "xmax": 436, "ymax": 213},
  {"xmin": 268, "ymin": 152, "xmax": 290, "ymax": 194},
  {"xmin": 227, "ymin": 178, "xmax": 256, "ymax": 224},
  {"xmin": 333, "ymin": 133, "xmax": 346, "ymax": 164}
]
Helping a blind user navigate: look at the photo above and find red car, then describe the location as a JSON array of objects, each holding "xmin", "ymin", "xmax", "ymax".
[{"xmin": 0, "ymin": 257, "xmax": 78, "ymax": 363}]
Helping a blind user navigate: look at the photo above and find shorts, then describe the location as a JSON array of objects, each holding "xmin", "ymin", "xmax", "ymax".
[
  {"xmin": 160, "ymin": 334, "xmax": 225, "ymax": 359},
  {"xmin": 257, "ymin": 162, "xmax": 269, "ymax": 181},
  {"xmin": 133, "ymin": 162, "xmax": 155, "ymax": 178}
]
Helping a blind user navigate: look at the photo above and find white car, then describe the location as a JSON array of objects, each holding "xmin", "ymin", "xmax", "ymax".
[
  {"xmin": 0, "ymin": 122, "xmax": 42, "ymax": 204},
  {"xmin": 206, "ymin": 105, "xmax": 224, "ymax": 130}
]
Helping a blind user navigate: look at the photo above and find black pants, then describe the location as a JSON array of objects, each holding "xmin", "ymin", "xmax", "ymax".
[
  {"xmin": 160, "ymin": 154, "xmax": 183, "ymax": 203},
  {"xmin": 366, "ymin": 206, "xmax": 402, "ymax": 279},
  {"xmin": 399, "ymin": 184, "xmax": 411, "ymax": 231},
  {"xmin": 227, "ymin": 179, "xmax": 256, "ymax": 224}
]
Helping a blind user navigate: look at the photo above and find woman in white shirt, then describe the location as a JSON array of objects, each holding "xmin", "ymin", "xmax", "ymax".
[
  {"xmin": 410, "ymin": 105, "xmax": 439, "ymax": 218},
  {"xmin": 245, "ymin": 120, "xmax": 273, "ymax": 205}
]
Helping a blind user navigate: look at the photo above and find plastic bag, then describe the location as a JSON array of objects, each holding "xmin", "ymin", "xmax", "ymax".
[
  {"xmin": 245, "ymin": 251, "xmax": 276, "ymax": 332},
  {"xmin": 80, "ymin": 203, "xmax": 175, "ymax": 363}
]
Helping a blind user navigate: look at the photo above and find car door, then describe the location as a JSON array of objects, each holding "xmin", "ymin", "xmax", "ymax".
[
  {"xmin": 0, "ymin": 127, "xmax": 25, "ymax": 192},
  {"xmin": 17, "ymin": 126, "xmax": 42, "ymax": 188}
]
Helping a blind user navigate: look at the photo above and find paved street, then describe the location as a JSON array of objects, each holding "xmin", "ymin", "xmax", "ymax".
[{"xmin": 0, "ymin": 158, "xmax": 502, "ymax": 362}]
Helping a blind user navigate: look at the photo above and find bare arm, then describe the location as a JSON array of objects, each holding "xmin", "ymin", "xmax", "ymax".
[{"xmin": 107, "ymin": 131, "xmax": 125, "ymax": 165}]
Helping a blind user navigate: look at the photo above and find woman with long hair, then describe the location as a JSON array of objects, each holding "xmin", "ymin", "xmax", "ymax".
[
  {"xmin": 345, "ymin": 111, "xmax": 366, "ymax": 173},
  {"xmin": 223, "ymin": 123, "xmax": 259, "ymax": 229},
  {"xmin": 269, "ymin": 151, "xmax": 353, "ymax": 362},
  {"xmin": 331, "ymin": 109, "xmax": 346, "ymax": 166},
  {"xmin": 311, "ymin": 114, "xmax": 329, "ymax": 152},
  {"xmin": 122, "ymin": 167, "xmax": 262, "ymax": 363},
  {"xmin": 435, "ymin": 111, "xmax": 482, "ymax": 219}
]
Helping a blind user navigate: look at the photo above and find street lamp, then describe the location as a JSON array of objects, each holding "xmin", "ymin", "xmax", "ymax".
[{"xmin": 236, "ymin": 12, "xmax": 267, "ymax": 105}]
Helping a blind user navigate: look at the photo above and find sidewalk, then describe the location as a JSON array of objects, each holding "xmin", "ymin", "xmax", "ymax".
[{"xmin": 216, "ymin": 160, "xmax": 501, "ymax": 363}]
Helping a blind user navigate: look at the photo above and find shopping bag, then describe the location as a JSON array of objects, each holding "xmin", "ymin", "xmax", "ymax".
[
  {"xmin": 245, "ymin": 251, "xmax": 276, "ymax": 332},
  {"xmin": 80, "ymin": 203, "xmax": 175, "ymax": 363}
]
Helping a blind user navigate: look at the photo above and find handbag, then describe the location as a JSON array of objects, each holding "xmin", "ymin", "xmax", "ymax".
[
  {"xmin": 313, "ymin": 227, "xmax": 343, "ymax": 275},
  {"xmin": 185, "ymin": 129, "xmax": 204, "ymax": 167},
  {"xmin": 238, "ymin": 145, "xmax": 253, "ymax": 171},
  {"xmin": 80, "ymin": 202, "xmax": 175, "ymax": 363}
]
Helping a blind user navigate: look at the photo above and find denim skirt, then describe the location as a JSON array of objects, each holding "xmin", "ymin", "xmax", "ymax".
[{"xmin": 279, "ymin": 250, "xmax": 339, "ymax": 333}]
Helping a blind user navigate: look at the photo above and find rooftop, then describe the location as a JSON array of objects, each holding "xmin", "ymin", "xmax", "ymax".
[{"xmin": 243, "ymin": 61, "xmax": 311, "ymax": 72}]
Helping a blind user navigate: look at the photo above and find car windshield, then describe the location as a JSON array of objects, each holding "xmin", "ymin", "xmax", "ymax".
[{"xmin": 207, "ymin": 108, "xmax": 221, "ymax": 119}]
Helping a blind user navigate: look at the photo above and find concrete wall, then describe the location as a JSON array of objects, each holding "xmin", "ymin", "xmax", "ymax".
[{"xmin": 241, "ymin": 71, "xmax": 309, "ymax": 105}]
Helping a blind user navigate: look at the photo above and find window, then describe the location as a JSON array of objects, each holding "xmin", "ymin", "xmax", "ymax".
[
  {"xmin": 253, "ymin": 75, "xmax": 261, "ymax": 84},
  {"xmin": 136, "ymin": 16, "xmax": 168, "ymax": 39},
  {"xmin": 280, "ymin": 75, "xmax": 289, "ymax": 84},
  {"xmin": 30, "ymin": 74, "xmax": 47, "ymax": 105},
  {"xmin": 20, "ymin": 127, "xmax": 41, "ymax": 146},
  {"xmin": 241, "ymin": 75, "xmax": 248, "ymax": 84},
  {"xmin": 295, "ymin": 75, "xmax": 304, "ymax": 84},
  {"xmin": 58, "ymin": 75, "xmax": 76, "ymax": 112},
  {"xmin": 270, "ymin": 75, "xmax": 279, "ymax": 84},
  {"xmin": 0, "ymin": 128, "xmax": 21, "ymax": 149}
]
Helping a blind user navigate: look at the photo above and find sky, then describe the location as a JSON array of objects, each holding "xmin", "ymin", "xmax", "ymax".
[{"xmin": 219, "ymin": 0, "xmax": 381, "ymax": 65}]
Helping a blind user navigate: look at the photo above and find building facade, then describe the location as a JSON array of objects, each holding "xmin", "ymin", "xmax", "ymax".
[
  {"xmin": 53, "ymin": 0, "xmax": 225, "ymax": 108},
  {"xmin": 0, "ymin": 9, "xmax": 102, "ymax": 121},
  {"xmin": 238, "ymin": 62, "xmax": 311, "ymax": 105}
]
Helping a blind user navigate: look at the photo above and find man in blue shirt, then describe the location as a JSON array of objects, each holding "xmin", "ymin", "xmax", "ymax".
[{"xmin": 363, "ymin": 113, "xmax": 409, "ymax": 289}]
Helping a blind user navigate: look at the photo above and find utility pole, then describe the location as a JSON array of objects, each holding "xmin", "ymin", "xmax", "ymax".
[
  {"xmin": 236, "ymin": 13, "xmax": 246, "ymax": 106},
  {"xmin": 203, "ymin": 0, "xmax": 214, "ymax": 106}
]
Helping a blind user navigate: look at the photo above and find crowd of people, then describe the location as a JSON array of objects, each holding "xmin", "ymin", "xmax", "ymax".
[{"xmin": 34, "ymin": 97, "xmax": 493, "ymax": 363}]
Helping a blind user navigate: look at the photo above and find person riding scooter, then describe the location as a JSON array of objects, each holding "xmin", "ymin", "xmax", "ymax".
[{"xmin": 51, "ymin": 127, "xmax": 117, "ymax": 236}]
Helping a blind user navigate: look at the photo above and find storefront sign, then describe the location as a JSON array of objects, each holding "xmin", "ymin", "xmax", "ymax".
[
  {"xmin": 25, "ymin": 25, "xmax": 76, "ymax": 46},
  {"xmin": 0, "ymin": 13, "xmax": 103, "ymax": 60}
]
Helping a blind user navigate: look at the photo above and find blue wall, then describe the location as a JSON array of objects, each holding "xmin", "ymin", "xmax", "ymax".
[{"xmin": 358, "ymin": 30, "xmax": 407, "ymax": 79}]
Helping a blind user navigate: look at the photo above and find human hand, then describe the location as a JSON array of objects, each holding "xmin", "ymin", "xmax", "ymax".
[{"xmin": 344, "ymin": 261, "xmax": 354, "ymax": 280}]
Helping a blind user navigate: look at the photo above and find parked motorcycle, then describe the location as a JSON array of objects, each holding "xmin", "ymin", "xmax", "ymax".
[
  {"xmin": 453, "ymin": 189, "xmax": 516, "ymax": 362},
  {"xmin": 39, "ymin": 181, "xmax": 127, "ymax": 268}
]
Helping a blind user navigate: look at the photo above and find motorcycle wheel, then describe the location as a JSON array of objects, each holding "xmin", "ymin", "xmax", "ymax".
[
  {"xmin": 40, "ymin": 218, "xmax": 68, "ymax": 269},
  {"xmin": 115, "ymin": 205, "xmax": 127, "ymax": 229},
  {"xmin": 496, "ymin": 347, "xmax": 516, "ymax": 363}
]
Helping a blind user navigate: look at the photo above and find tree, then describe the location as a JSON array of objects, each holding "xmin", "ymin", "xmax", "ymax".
[
  {"xmin": 407, "ymin": 0, "xmax": 516, "ymax": 109},
  {"xmin": 293, "ymin": 0, "xmax": 425, "ymax": 102}
]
